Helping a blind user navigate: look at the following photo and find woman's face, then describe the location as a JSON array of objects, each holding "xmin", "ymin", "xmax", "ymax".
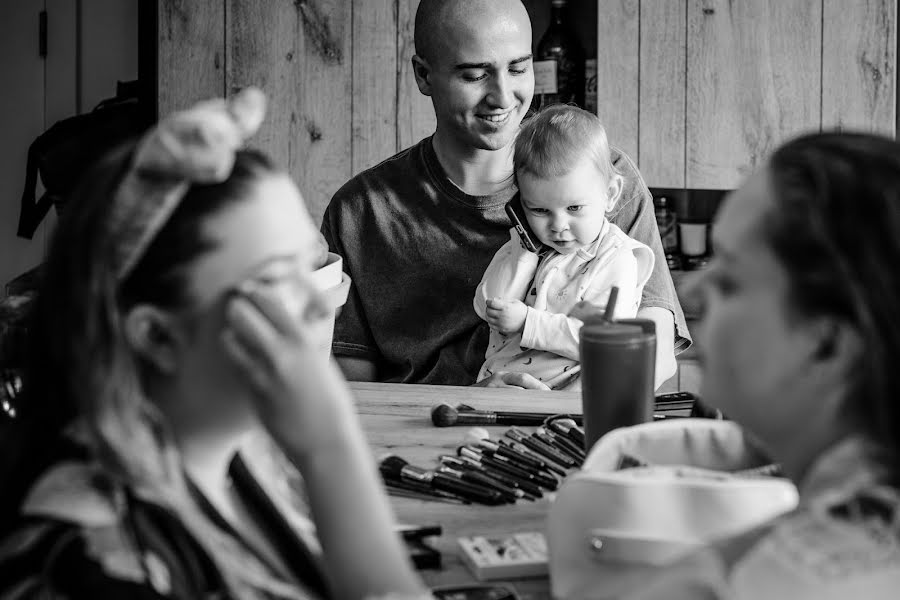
[
  {"xmin": 692, "ymin": 168, "xmax": 827, "ymax": 451},
  {"xmin": 167, "ymin": 173, "xmax": 324, "ymax": 429}
]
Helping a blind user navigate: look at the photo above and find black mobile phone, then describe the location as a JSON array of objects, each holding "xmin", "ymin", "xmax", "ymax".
[
  {"xmin": 504, "ymin": 194, "xmax": 541, "ymax": 253},
  {"xmin": 432, "ymin": 584, "xmax": 520, "ymax": 600}
]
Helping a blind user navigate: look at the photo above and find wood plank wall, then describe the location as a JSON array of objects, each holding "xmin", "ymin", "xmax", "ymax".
[
  {"xmin": 159, "ymin": 0, "xmax": 433, "ymax": 226},
  {"xmin": 686, "ymin": 0, "xmax": 822, "ymax": 188},
  {"xmin": 157, "ymin": 0, "xmax": 595, "ymax": 226},
  {"xmin": 597, "ymin": 0, "xmax": 897, "ymax": 190}
]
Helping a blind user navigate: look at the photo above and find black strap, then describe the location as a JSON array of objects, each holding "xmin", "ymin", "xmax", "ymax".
[
  {"xmin": 17, "ymin": 137, "xmax": 55, "ymax": 239},
  {"xmin": 229, "ymin": 453, "xmax": 332, "ymax": 600}
]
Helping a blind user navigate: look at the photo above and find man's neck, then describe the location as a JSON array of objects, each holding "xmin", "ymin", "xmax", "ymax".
[{"xmin": 431, "ymin": 129, "xmax": 516, "ymax": 196}]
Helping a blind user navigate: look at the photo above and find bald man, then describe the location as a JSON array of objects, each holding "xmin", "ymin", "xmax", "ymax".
[{"xmin": 322, "ymin": 0, "xmax": 690, "ymax": 389}]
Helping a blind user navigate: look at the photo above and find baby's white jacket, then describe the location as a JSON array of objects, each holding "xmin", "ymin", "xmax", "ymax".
[{"xmin": 473, "ymin": 221, "xmax": 654, "ymax": 390}]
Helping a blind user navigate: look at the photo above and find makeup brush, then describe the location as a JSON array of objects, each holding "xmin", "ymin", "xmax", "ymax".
[
  {"xmin": 431, "ymin": 404, "xmax": 551, "ymax": 427},
  {"xmin": 380, "ymin": 455, "xmax": 506, "ymax": 506}
]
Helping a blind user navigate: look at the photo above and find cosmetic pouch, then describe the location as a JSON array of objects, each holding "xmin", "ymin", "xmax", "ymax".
[{"xmin": 547, "ymin": 419, "xmax": 799, "ymax": 600}]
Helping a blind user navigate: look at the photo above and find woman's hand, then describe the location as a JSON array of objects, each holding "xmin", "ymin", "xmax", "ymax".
[
  {"xmin": 221, "ymin": 277, "xmax": 427, "ymax": 599},
  {"xmin": 220, "ymin": 277, "xmax": 356, "ymax": 454}
]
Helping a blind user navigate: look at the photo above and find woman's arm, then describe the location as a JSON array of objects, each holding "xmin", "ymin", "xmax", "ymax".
[{"xmin": 222, "ymin": 284, "xmax": 427, "ymax": 600}]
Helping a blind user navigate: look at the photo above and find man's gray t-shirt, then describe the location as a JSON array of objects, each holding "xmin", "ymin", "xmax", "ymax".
[{"xmin": 321, "ymin": 136, "xmax": 690, "ymax": 385}]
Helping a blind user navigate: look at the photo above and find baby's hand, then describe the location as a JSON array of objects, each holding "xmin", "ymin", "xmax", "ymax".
[{"xmin": 485, "ymin": 297, "xmax": 527, "ymax": 335}]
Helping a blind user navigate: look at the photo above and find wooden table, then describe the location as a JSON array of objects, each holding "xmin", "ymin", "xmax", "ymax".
[{"xmin": 351, "ymin": 382, "xmax": 582, "ymax": 599}]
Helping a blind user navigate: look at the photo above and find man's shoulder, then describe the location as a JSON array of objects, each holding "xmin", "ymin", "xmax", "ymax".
[
  {"xmin": 610, "ymin": 145, "xmax": 641, "ymax": 178},
  {"xmin": 609, "ymin": 145, "xmax": 652, "ymax": 218},
  {"xmin": 330, "ymin": 137, "xmax": 429, "ymax": 210}
]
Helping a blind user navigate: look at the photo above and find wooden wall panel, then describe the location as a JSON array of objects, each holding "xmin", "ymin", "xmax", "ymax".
[
  {"xmin": 686, "ymin": 0, "xmax": 821, "ymax": 189},
  {"xmin": 639, "ymin": 0, "xmax": 686, "ymax": 188},
  {"xmin": 227, "ymin": 0, "xmax": 352, "ymax": 226},
  {"xmin": 352, "ymin": 0, "xmax": 398, "ymax": 175},
  {"xmin": 595, "ymin": 0, "xmax": 639, "ymax": 162},
  {"xmin": 397, "ymin": 0, "xmax": 435, "ymax": 151},
  {"xmin": 822, "ymin": 0, "xmax": 896, "ymax": 135},
  {"xmin": 158, "ymin": 0, "xmax": 224, "ymax": 117}
]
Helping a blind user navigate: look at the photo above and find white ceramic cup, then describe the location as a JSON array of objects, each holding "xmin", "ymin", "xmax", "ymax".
[
  {"xmin": 678, "ymin": 223, "xmax": 708, "ymax": 257},
  {"xmin": 307, "ymin": 252, "xmax": 351, "ymax": 354}
]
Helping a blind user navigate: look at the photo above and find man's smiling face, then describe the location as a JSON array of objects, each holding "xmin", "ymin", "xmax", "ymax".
[{"xmin": 422, "ymin": 0, "xmax": 534, "ymax": 151}]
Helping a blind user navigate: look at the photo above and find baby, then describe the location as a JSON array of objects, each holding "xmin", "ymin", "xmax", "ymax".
[{"xmin": 473, "ymin": 105, "xmax": 654, "ymax": 390}]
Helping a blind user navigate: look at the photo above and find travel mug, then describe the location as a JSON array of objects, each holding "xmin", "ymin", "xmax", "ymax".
[{"xmin": 579, "ymin": 319, "xmax": 656, "ymax": 452}]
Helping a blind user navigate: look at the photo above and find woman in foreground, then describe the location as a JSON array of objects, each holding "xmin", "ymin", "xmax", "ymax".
[{"xmin": 0, "ymin": 89, "xmax": 427, "ymax": 599}]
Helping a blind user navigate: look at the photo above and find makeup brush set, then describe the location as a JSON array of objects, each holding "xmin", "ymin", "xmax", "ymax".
[
  {"xmin": 380, "ymin": 419, "xmax": 588, "ymax": 506},
  {"xmin": 381, "ymin": 392, "xmax": 704, "ymax": 506}
]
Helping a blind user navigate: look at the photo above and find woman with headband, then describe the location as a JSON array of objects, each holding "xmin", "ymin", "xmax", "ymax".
[{"xmin": 0, "ymin": 89, "xmax": 428, "ymax": 599}]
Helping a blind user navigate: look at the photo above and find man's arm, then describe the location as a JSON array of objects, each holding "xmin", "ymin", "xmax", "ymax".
[
  {"xmin": 335, "ymin": 356, "xmax": 378, "ymax": 382},
  {"xmin": 609, "ymin": 148, "xmax": 692, "ymax": 356},
  {"xmin": 321, "ymin": 192, "xmax": 384, "ymax": 382},
  {"xmin": 638, "ymin": 306, "xmax": 677, "ymax": 389}
]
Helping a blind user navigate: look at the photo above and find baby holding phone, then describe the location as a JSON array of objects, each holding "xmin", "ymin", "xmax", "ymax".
[{"xmin": 473, "ymin": 105, "xmax": 654, "ymax": 391}]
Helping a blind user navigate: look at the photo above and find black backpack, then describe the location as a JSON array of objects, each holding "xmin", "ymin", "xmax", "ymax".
[{"xmin": 17, "ymin": 80, "xmax": 153, "ymax": 239}]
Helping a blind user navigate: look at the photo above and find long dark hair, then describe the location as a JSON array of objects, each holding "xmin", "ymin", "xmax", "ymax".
[
  {"xmin": 766, "ymin": 132, "xmax": 900, "ymax": 473},
  {"xmin": 0, "ymin": 141, "xmax": 277, "ymax": 530}
]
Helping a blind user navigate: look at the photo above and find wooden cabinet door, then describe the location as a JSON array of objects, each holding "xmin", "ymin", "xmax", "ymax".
[
  {"xmin": 686, "ymin": 0, "xmax": 822, "ymax": 190},
  {"xmin": 822, "ymin": 0, "xmax": 896, "ymax": 135}
]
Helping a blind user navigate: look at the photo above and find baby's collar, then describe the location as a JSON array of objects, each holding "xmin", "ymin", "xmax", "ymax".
[{"xmin": 572, "ymin": 219, "xmax": 610, "ymax": 261}]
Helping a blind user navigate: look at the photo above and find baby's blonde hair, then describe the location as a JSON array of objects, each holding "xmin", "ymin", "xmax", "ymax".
[{"xmin": 514, "ymin": 104, "xmax": 620, "ymax": 182}]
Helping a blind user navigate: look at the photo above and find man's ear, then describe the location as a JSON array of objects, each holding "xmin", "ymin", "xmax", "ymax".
[
  {"xmin": 123, "ymin": 305, "xmax": 182, "ymax": 375},
  {"xmin": 411, "ymin": 54, "xmax": 433, "ymax": 96},
  {"xmin": 604, "ymin": 174, "xmax": 624, "ymax": 212}
]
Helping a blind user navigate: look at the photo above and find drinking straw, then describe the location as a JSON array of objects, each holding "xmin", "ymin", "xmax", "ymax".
[{"xmin": 603, "ymin": 286, "xmax": 619, "ymax": 322}]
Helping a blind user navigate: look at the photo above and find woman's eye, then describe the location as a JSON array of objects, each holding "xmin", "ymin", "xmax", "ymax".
[
  {"xmin": 250, "ymin": 274, "xmax": 285, "ymax": 288},
  {"xmin": 510, "ymin": 67, "xmax": 528, "ymax": 75},
  {"xmin": 710, "ymin": 272, "xmax": 738, "ymax": 296}
]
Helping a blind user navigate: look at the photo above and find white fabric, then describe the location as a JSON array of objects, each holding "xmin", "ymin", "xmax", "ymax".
[
  {"xmin": 473, "ymin": 221, "xmax": 654, "ymax": 390},
  {"xmin": 547, "ymin": 419, "xmax": 799, "ymax": 599}
]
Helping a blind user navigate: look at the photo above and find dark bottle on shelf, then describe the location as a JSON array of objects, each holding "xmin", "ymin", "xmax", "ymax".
[
  {"xmin": 531, "ymin": 0, "xmax": 585, "ymax": 112},
  {"xmin": 654, "ymin": 196, "xmax": 682, "ymax": 270}
]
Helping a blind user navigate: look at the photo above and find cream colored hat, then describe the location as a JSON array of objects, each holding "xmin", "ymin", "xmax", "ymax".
[
  {"xmin": 108, "ymin": 87, "xmax": 266, "ymax": 281},
  {"xmin": 547, "ymin": 419, "xmax": 799, "ymax": 600}
]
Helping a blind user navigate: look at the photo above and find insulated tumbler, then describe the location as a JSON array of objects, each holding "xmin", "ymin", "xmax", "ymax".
[{"xmin": 579, "ymin": 319, "xmax": 656, "ymax": 452}]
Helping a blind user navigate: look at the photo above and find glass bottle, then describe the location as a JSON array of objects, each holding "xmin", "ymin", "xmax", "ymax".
[
  {"xmin": 654, "ymin": 196, "xmax": 681, "ymax": 270},
  {"xmin": 531, "ymin": 0, "xmax": 585, "ymax": 112}
]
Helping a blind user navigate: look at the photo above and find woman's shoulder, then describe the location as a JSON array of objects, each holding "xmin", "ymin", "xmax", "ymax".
[
  {"xmin": 628, "ymin": 502, "xmax": 900, "ymax": 600},
  {"xmin": 710, "ymin": 491, "xmax": 900, "ymax": 600},
  {"xmin": 750, "ymin": 493, "xmax": 900, "ymax": 587},
  {"xmin": 0, "ymin": 461, "xmax": 220, "ymax": 599}
]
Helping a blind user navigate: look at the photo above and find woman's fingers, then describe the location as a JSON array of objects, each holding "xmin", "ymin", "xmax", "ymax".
[
  {"xmin": 235, "ymin": 282, "xmax": 301, "ymax": 338},
  {"xmin": 221, "ymin": 327, "xmax": 270, "ymax": 393},
  {"xmin": 237, "ymin": 275, "xmax": 331, "ymax": 344},
  {"xmin": 223, "ymin": 292, "xmax": 281, "ymax": 370}
]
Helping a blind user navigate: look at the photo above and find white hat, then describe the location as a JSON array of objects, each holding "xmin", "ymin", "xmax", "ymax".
[{"xmin": 547, "ymin": 419, "xmax": 798, "ymax": 599}]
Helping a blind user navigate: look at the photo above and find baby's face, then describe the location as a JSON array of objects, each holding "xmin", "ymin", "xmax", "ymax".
[{"xmin": 518, "ymin": 160, "xmax": 618, "ymax": 254}]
